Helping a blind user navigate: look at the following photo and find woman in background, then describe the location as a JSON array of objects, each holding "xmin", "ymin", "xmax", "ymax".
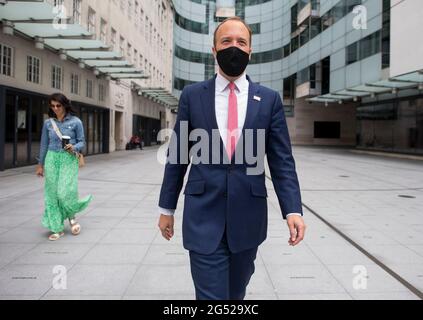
[{"xmin": 36, "ymin": 93, "xmax": 92, "ymax": 241}]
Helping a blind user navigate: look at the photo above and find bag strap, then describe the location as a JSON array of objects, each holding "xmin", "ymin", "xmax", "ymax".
[
  {"xmin": 50, "ymin": 118, "xmax": 80, "ymax": 157},
  {"xmin": 50, "ymin": 119, "xmax": 63, "ymax": 140}
]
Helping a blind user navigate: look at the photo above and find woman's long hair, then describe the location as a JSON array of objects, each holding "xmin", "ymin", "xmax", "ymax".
[{"xmin": 48, "ymin": 93, "xmax": 77, "ymax": 118}]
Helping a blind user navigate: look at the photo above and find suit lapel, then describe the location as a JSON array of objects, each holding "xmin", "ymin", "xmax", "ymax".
[
  {"xmin": 243, "ymin": 76, "xmax": 262, "ymax": 131},
  {"xmin": 200, "ymin": 76, "xmax": 227, "ymax": 162},
  {"xmin": 200, "ymin": 76, "xmax": 218, "ymax": 132}
]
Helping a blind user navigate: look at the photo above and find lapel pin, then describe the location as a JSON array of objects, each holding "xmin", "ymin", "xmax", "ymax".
[{"xmin": 253, "ymin": 95, "xmax": 261, "ymax": 102}]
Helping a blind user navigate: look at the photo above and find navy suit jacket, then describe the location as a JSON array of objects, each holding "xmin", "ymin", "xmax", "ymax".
[{"xmin": 159, "ymin": 75, "xmax": 303, "ymax": 254}]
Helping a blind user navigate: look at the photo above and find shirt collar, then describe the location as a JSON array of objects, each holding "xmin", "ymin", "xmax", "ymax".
[
  {"xmin": 55, "ymin": 113, "xmax": 72, "ymax": 123},
  {"xmin": 216, "ymin": 72, "xmax": 248, "ymax": 93}
]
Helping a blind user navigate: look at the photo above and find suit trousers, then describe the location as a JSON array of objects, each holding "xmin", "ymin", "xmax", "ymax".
[{"xmin": 189, "ymin": 230, "xmax": 258, "ymax": 300}]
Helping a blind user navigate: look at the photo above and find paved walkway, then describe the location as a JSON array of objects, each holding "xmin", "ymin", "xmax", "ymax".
[{"xmin": 0, "ymin": 146, "xmax": 422, "ymax": 300}]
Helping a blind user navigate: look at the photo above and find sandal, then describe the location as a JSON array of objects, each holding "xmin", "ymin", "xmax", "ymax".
[
  {"xmin": 49, "ymin": 232, "xmax": 65, "ymax": 241},
  {"xmin": 69, "ymin": 218, "xmax": 81, "ymax": 235}
]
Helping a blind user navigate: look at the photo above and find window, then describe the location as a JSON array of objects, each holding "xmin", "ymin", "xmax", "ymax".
[
  {"xmin": 346, "ymin": 42, "xmax": 359, "ymax": 65},
  {"xmin": 134, "ymin": 2, "xmax": 139, "ymax": 27},
  {"xmin": 99, "ymin": 84, "xmax": 105, "ymax": 101},
  {"xmin": 127, "ymin": 43, "xmax": 132, "ymax": 63},
  {"xmin": 86, "ymin": 79, "xmax": 93, "ymax": 98},
  {"xmin": 296, "ymin": 64, "xmax": 316, "ymax": 88},
  {"xmin": 0, "ymin": 43, "xmax": 13, "ymax": 77},
  {"xmin": 100, "ymin": 19, "xmax": 107, "ymax": 43},
  {"xmin": 119, "ymin": 36, "xmax": 125, "ymax": 57},
  {"xmin": 283, "ymin": 43, "xmax": 290, "ymax": 58},
  {"xmin": 51, "ymin": 65, "xmax": 63, "ymax": 89},
  {"xmin": 346, "ymin": 31, "xmax": 381, "ymax": 65},
  {"xmin": 54, "ymin": 0, "xmax": 64, "ymax": 7},
  {"xmin": 174, "ymin": 11, "xmax": 208, "ymax": 34},
  {"xmin": 332, "ymin": 1, "xmax": 346, "ymax": 23},
  {"xmin": 88, "ymin": 8, "xmax": 96, "ymax": 36},
  {"xmin": 283, "ymin": 74, "xmax": 297, "ymax": 101},
  {"xmin": 128, "ymin": 0, "xmax": 133, "ymax": 19},
  {"xmin": 321, "ymin": 11, "xmax": 334, "ymax": 31},
  {"xmin": 134, "ymin": 49, "xmax": 138, "ymax": 67},
  {"xmin": 311, "ymin": 18, "xmax": 321, "ymax": 39},
  {"xmin": 72, "ymin": 0, "xmax": 81, "ymax": 24},
  {"xmin": 27, "ymin": 56, "xmax": 41, "ymax": 84},
  {"xmin": 291, "ymin": 4, "xmax": 298, "ymax": 33},
  {"xmin": 145, "ymin": 17, "xmax": 149, "ymax": 40},
  {"xmin": 360, "ymin": 31, "xmax": 380, "ymax": 60},
  {"xmin": 291, "ymin": 36, "xmax": 299, "ymax": 52},
  {"xmin": 382, "ymin": 0, "xmax": 391, "ymax": 69},
  {"xmin": 140, "ymin": 9, "xmax": 144, "ymax": 33},
  {"xmin": 299, "ymin": 26, "xmax": 309, "ymax": 46},
  {"xmin": 314, "ymin": 122, "xmax": 341, "ymax": 139},
  {"xmin": 110, "ymin": 28, "xmax": 117, "ymax": 50},
  {"xmin": 71, "ymin": 73, "xmax": 80, "ymax": 94}
]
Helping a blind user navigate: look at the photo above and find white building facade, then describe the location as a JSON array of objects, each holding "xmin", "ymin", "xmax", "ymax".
[{"xmin": 0, "ymin": 0, "xmax": 177, "ymax": 171}]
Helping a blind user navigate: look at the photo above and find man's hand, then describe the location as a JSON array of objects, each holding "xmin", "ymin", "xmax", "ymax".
[
  {"xmin": 158, "ymin": 214, "xmax": 174, "ymax": 241},
  {"xmin": 287, "ymin": 215, "xmax": 306, "ymax": 246}
]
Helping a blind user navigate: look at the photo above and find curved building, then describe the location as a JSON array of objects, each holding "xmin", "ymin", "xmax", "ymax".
[
  {"xmin": 173, "ymin": 0, "xmax": 335, "ymax": 146},
  {"xmin": 173, "ymin": 0, "xmax": 284, "ymax": 96},
  {"xmin": 173, "ymin": 0, "xmax": 423, "ymax": 153}
]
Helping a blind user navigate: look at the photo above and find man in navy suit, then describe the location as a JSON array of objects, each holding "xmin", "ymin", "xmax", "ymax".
[{"xmin": 158, "ymin": 17, "xmax": 306, "ymax": 300}]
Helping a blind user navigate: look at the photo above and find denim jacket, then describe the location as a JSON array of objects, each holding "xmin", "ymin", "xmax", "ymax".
[{"xmin": 38, "ymin": 113, "xmax": 85, "ymax": 165}]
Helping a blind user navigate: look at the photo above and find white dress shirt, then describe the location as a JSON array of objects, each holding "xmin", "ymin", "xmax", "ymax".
[{"xmin": 159, "ymin": 72, "xmax": 301, "ymax": 218}]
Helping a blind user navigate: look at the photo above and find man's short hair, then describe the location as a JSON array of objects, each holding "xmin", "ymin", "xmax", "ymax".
[{"xmin": 213, "ymin": 16, "xmax": 253, "ymax": 47}]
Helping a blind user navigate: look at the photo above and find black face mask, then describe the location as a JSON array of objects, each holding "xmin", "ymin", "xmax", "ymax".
[{"xmin": 216, "ymin": 46, "xmax": 250, "ymax": 77}]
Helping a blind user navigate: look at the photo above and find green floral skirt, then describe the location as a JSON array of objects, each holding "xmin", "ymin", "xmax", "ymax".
[{"xmin": 42, "ymin": 150, "xmax": 92, "ymax": 233}]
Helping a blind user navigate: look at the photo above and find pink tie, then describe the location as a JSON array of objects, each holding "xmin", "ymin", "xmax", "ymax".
[{"xmin": 227, "ymin": 82, "xmax": 238, "ymax": 159}]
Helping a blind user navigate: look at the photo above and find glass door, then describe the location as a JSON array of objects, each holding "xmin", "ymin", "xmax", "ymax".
[
  {"xmin": 4, "ymin": 92, "xmax": 31, "ymax": 168},
  {"xmin": 4, "ymin": 93, "xmax": 16, "ymax": 169},
  {"xmin": 17, "ymin": 96, "xmax": 30, "ymax": 166}
]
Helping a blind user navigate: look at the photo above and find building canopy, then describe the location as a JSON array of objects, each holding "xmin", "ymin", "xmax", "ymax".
[{"xmin": 1, "ymin": 0, "xmax": 179, "ymax": 107}]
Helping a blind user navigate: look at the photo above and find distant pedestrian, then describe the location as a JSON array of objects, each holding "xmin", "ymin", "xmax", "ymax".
[{"xmin": 36, "ymin": 93, "xmax": 92, "ymax": 241}]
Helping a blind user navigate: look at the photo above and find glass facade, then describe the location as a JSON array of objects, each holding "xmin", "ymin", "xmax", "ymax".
[
  {"xmin": 172, "ymin": 0, "xmax": 421, "ymax": 154},
  {"xmin": 173, "ymin": 0, "xmax": 290, "ymax": 100},
  {"xmin": 357, "ymin": 96, "xmax": 423, "ymax": 155},
  {"xmin": 346, "ymin": 31, "xmax": 381, "ymax": 65},
  {"xmin": 133, "ymin": 115, "xmax": 162, "ymax": 147}
]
